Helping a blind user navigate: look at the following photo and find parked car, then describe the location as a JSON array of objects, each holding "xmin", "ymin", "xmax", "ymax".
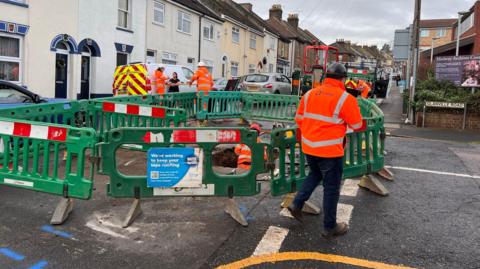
[
  {"xmin": 0, "ymin": 80, "xmax": 65, "ymax": 108},
  {"xmin": 239, "ymin": 73, "xmax": 292, "ymax": 95},
  {"xmin": 113, "ymin": 63, "xmax": 197, "ymax": 95},
  {"xmin": 212, "ymin": 78, "xmax": 228, "ymax": 91}
]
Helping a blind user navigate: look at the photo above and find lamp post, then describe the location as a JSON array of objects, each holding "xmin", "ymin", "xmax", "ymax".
[
  {"xmin": 456, "ymin": 11, "xmax": 469, "ymax": 56},
  {"xmin": 430, "ymin": 37, "xmax": 440, "ymax": 63}
]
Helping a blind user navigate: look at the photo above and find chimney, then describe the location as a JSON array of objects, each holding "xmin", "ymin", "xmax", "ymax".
[
  {"xmin": 240, "ymin": 3, "xmax": 252, "ymax": 12},
  {"xmin": 287, "ymin": 14, "xmax": 299, "ymax": 29},
  {"xmin": 269, "ymin": 4, "xmax": 282, "ymax": 20}
]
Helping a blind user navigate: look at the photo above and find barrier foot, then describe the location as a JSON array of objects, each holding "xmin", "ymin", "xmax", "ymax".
[
  {"xmin": 358, "ymin": 175, "xmax": 389, "ymax": 196},
  {"xmin": 122, "ymin": 199, "xmax": 142, "ymax": 228},
  {"xmin": 50, "ymin": 198, "xmax": 74, "ymax": 225},
  {"xmin": 225, "ymin": 198, "xmax": 248, "ymax": 227},
  {"xmin": 377, "ymin": 167, "xmax": 394, "ymax": 181},
  {"xmin": 280, "ymin": 193, "xmax": 321, "ymax": 215}
]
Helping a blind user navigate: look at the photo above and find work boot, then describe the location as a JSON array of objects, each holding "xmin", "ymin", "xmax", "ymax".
[
  {"xmin": 287, "ymin": 205, "xmax": 303, "ymax": 223},
  {"xmin": 321, "ymin": 222, "xmax": 349, "ymax": 239}
]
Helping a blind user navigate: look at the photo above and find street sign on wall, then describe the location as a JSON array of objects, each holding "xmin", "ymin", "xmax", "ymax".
[{"xmin": 435, "ymin": 55, "xmax": 480, "ymax": 87}]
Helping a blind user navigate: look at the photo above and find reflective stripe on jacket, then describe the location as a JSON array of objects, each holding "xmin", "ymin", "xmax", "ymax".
[
  {"xmin": 295, "ymin": 78, "xmax": 363, "ymax": 158},
  {"xmin": 191, "ymin": 67, "xmax": 213, "ymax": 94},
  {"xmin": 234, "ymin": 138, "xmax": 267, "ymax": 170}
]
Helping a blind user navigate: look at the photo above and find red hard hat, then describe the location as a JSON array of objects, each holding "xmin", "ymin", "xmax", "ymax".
[{"xmin": 250, "ymin": 123, "xmax": 261, "ymax": 133}]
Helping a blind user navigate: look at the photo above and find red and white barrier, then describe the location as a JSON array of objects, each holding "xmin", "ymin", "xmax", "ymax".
[
  {"xmin": 143, "ymin": 130, "xmax": 241, "ymax": 143},
  {"xmin": 0, "ymin": 121, "xmax": 67, "ymax": 141},
  {"xmin": 102, "ymin": 102, "xmax": 166, "ymax": 118}
]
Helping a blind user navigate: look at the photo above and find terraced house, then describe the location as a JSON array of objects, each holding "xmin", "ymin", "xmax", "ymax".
[
  {"xmin": 145, "ymin": 0, "xmax": 224, "ymax": 78},
  {"xmin": 200, "ymin": 0, "xmax": 278, "ymax": 78},
  {"xmin": 0, "ymin": 0, "xmax": 147, "ymax": 99}
]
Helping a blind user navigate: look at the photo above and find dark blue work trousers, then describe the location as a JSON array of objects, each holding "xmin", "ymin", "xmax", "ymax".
[{"xmin": 292, "ymin": 154, "xmax": 343, "ymax": 230}]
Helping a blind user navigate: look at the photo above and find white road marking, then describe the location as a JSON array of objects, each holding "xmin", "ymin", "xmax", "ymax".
[
  {"xmin": 279, "ymin": 208, "xmax": 294, "ymax": 219},
  {"xmin": 385, "ymin": 165, "xmax": 480, "ymax": 179},
  {"xmin": 340, "ymin": 179, "xmax": 359, "ymax": 197},
  {"xmin": 252, "ymin": 226, "xmax": 289, "ymax": 256},
  {"xmin": 85, "ymin": 220, "xmax": 128, "ymax": 239},
  {"xmin": 337, "ymin": 203, "xmax": 354, "ymax": 225}
]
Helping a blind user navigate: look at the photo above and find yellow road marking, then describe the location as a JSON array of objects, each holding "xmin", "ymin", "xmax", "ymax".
[{"xmin": 217, "ymin": 251, "xmax": 415, "ymax": 269}]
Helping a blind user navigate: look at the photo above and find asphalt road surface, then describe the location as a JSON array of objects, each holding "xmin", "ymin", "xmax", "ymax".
[{"xmin": 1, "ymin": 133, "xmax": 479, "ymax": 269}]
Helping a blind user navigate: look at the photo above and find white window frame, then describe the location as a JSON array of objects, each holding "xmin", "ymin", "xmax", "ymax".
[
  {"xmin": 116, "ymin": 52, "xmax": 129, "ymax": 66},
  {"xmin": 436, "ymin": 28, "xmax": 447, "ymax": 37},
  {"xmin": 420, "ymin": 29, "xmax": 429, "ymax": 37},
  {"xmin": 162, "ymin": 51, "xmax": 177, "ymax": 65},
  {"xmin": 249, "ymin": 33, "xmax": 256, "ymax": 49},
  {"xmin": 146, "ymin": 49, "xmax": 156, "ymax": 63},
  {"xmin": 153, "ymin": 0, "xmax": 165, "ymax": 25},
  {"xmin": 248, "ymin": 64, "xmax": 256, "ymax": 74},
  {"xmin": 232, "ymin": 27, "xmax": 240, "ymax": 44},
  {"xmin": 118, "ymin": 0, "xmax": 132, "ymax": 29},
  {"xmin": 230, "ymin": 61, "xmax": 239, "ymax": 77},
  {"xmin": 269, "ymin": 37, "xmax": 275, "ymax": 50},
  {"xmin": 177, "ymin": 11, "xmax": 192, "ymax": 34},
  {"xmin": 0, "ymin": 33, "xmax": 22, "ymax": 84},
  {"xmin": 203, "ymin": 22, "xmax": 214, "ymax": 41},
  {"xmin": 460, "ymin": 13, "xmax": 474, "ymax": 35}
]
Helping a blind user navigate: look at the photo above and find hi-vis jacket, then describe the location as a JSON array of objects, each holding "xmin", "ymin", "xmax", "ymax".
[
  {"xmin": 357, "ymin": 79, "xmax": 371, "ymax": 98},
  {"xmin": 155, "ymin": 70, "xmax": 168, "ymax": 94},
  {"xmin": 295, "ymin": 78, "xmax": 363, "ymax": 158},
  {"xmin": 190, "ymin": 67, "xmax": 213, "ymax": 94}
]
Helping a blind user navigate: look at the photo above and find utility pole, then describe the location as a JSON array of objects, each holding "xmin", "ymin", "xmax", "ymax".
[{"xmin": 408, "ymin": 0, "xmax": 421, "ymax": 124}]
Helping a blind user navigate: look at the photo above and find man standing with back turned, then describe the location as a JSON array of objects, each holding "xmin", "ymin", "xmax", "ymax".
[{"xmin": 288, "ymin": 63, "xmax": 363, "ymax": 238}]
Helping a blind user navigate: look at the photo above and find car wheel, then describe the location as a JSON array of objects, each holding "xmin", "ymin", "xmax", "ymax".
[{"xmin": 274, "ymin": 90, "xmax": 280, "ymax": 94}]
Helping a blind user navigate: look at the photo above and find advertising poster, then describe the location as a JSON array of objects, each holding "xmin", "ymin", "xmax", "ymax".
[
  {"xmin": 435, "ymin": 55, "xmax": 480, "ymax": 87},
  {"xmin": 147, "ymin": 147, "xmax": 203, "ymax": 188}
]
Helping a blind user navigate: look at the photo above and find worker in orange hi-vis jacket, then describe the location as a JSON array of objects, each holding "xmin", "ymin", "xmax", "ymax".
[
  {"xmin": 353, "ymin": 77, "xmax": 371, "ymax": 98},
  {"xmin": 288, "ymin": 62, "xmax": 363, "ymax": 239},
  {"xmin": 154, "ymin": 66, "xmax": 168, "ymax": 94},
  {"xmin": 189, "ymin": 62, "xmax": 214, "ymax": 126},
  {"xmin": 234, "ymin": 123, "xmax": 267, "ymax": 174}
]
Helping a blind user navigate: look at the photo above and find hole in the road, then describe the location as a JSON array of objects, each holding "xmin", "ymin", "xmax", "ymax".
[{"xmin": 212, "ymin": 144, "xmax": 252, "ymax": 175}]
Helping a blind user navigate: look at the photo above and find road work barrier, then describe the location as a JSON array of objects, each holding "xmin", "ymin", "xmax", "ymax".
[{"xmin": 0, "ymin": 91, "xmax": 390, "ymax": 227}]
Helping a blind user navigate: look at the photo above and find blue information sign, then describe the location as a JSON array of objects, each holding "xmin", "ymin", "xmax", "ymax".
[{"xmin": 147, "ymin": 148, "xmax": 203, "ymax": 188}]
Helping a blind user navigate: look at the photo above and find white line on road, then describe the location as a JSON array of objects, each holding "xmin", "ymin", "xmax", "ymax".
[
  {"xmin": 340, "ymin": 179, "xmax": 359, "ymax": 197},
  {"xmin": 385, "ymin": 165, "xmax": 480, "ymax": 179},
  {"xmin": 337, "ymin": 203, "xmax": 354, "ymax": 225},
  {"xmin": 252, "ymin": 226, "xmax": 289, "ymax": 256}
]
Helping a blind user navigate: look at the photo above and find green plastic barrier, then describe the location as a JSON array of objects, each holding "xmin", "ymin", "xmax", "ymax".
[
  {"xmin": 83, "ymin": 101, "xmax": 187, "ymax": 141},
  {"xmin": 196, "ymin": 91, "xmax": 243, "ymax": 120},
  {"xmin": 155, "ymin": 92, "xmax": 197, "ymax": 119},
  {"xmin": 0, "ymin": 117, "xmax": 96, "ymax": 199},
  {"xmin": 0, "ymin": 101, "xmax": 86, "ymax": 127},
  {"xmin": 100, "ymin": 127, "xmax": 266, "ymax": 198},
  {"xmin": 269, "ymin": 98, "xmax": 385, "ymax": 196},
  {"xmin": 241, "ymin": 93, "xmax": 300, "ymax": 123}
]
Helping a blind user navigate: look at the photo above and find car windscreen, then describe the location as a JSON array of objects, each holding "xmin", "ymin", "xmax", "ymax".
[{"xmin": 244, "ymin": 75, "xmax": 269, "ymax": 83}]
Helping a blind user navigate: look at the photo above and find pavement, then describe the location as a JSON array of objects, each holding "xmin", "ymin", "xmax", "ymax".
[
  {"xmin": 1, "ymin": 88, "xmax": 480, "ymax": 269},
  {"xmin": 381, "ymin": 85, "xmax": 480, "ymax": 143}
]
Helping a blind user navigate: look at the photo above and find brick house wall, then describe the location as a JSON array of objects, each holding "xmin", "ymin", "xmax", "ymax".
[{"xmin": 416, "ymin": 112, "xmax": 480, "ymax": 130}]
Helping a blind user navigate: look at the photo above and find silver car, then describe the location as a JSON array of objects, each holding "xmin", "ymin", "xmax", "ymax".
[{"xmin": 240, "ymin": 73, "xmax": 292, "ymax": 95}]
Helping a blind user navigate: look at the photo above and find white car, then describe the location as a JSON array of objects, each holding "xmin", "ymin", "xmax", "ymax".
[{"xmin": 239, "ymin": 73, "xmax": 292, "ymax": 95}]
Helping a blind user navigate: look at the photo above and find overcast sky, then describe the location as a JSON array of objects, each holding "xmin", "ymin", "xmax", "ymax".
[{"xmin": 245, "ymin": 0, "xmax": 475, "ymax": 47}]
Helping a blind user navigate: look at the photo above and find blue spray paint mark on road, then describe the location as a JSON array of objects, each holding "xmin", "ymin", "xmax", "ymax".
[
  {"xmin": 28, "ymin": 260, "xmax": 48, "ymax": 269},
  {"xmin": 41, "ymin": 225, "xmax": 73, "ymax": 239},
  {"xmin": 0, "ymin": 248, "xmax": 25, "ymax": 261},
  {"xmin": 238, "ymin": 204, "xmax": 254, "ymax": 221}
]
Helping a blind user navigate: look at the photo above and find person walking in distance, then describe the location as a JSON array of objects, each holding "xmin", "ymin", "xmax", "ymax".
[{"xmin": 288, "ymin": 63, "xmax": 363, "ymax": 238}]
